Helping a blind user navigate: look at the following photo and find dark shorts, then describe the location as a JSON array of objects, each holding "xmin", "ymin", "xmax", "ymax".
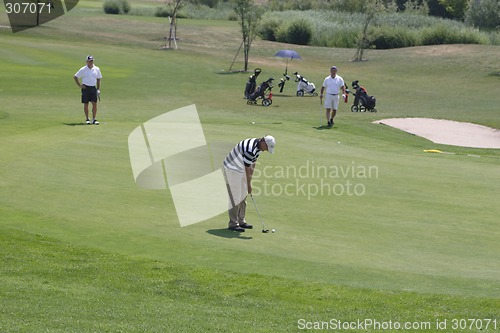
[{"xmin": 81, "ymin": 85, "xmax": 98, "ymax": 103}]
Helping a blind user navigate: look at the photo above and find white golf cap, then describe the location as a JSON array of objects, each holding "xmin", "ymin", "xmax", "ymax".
[
  {"xmin": 264, "ymin": 135, "xmax": 276, "ymax": 154},
  {"xmin": 86, "ymin": 55, "xmax": 94, "ymax": 61}
]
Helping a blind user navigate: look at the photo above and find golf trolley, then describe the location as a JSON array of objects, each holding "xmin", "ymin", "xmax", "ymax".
[
  {"xmin": 244, "ymin": 68, "xmax": 262, "ymax": 99},
  {"xmin": 247, "ymin": 77, "xmax": 274, "ymax": 107},
  {"xmin": 293, "ymin": 72, "xmax": 317, "ymax": 97},
  {"xmin": 351, "ymin": 80, "xmax": 377, "ymax": 113}
]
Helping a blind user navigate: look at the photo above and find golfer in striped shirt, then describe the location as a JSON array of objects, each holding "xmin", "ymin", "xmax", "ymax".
[{"xmin": 223, "ymin": 135, "xmax": 276, "ymax": 232}]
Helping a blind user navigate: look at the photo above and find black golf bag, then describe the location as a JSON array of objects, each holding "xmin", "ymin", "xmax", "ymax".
[
  {"xmin": 351, "ymin": 80, "xmax": 377, "ymax": 112},
  {"xmin": 244, "ymin": 68, "xmax": 262, "ymax": 99},
  {"xmin": 247, "ymin": 77, "xmax": 274, "ymax": 106},
  {"xmin": 276, "ymin": 72, "xmax": 290, "ymax": 93}
]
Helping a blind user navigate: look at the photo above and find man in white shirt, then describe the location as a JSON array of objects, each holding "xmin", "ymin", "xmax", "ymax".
[
  {"xmin": 73, "ymin": 55, "xmax": 102, "ymax": 125},
  {"xmin": 320, "ymin": 66, "xmax": 346, "ymax": 127}
]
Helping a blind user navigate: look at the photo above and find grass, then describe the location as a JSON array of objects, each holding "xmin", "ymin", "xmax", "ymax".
[
  {"xmin": 1, "ymin": 225, "xmax": 499, "ymax": 332},
  {"xmin": 0, "ymin": 1, "xmax": 499, "ymax": 332}
]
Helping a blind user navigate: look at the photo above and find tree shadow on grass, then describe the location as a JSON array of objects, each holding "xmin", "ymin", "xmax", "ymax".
[{"xmin": 206, "ymin": 228, "xmax": 252, "ymax": 240}]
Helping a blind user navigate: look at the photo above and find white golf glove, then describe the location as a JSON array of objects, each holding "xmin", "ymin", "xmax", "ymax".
[
  {"xmin": 97, "ymin": 89, "xmax": 101, "ymax": 96},
  {"xmin": 342, "ymin": 94, "xmax": 346, "ymax": 99}
]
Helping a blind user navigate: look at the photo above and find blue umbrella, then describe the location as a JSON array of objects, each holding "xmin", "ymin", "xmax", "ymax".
[
  {"xmin": 274, "ymin": 49, "xmax": 301, "ymax": 59},
  {"xmin": 274, "ymin": 49, "xmax": 301, "ymax": 74}
]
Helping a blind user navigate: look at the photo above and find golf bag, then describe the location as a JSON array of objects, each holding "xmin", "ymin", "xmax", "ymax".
[
  {"xmin": 277, "ymin": 73, "xmax": 290, "ymax": 93},
  {"xmin": 293, "ymin": 72, "xmax": 317, "ymax": 97},
  {"xmin": 244, "ymin": 68, "xmax": 262, "ymax": 99},
  {"xmin": 247, "ymin": 77, "xmax": 274, "ymax": 106},
  {"xmin": 351, "ymin": 80, "xmax": 377, "ymax": 112}
]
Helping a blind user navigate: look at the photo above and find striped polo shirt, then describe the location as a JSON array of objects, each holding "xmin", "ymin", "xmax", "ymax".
[{"xmin": 223, "ymin": 138, "xmax": 262, "ymax": 173}]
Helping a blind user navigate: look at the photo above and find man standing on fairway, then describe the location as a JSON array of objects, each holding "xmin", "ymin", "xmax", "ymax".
[
  {"xmin": 223, "ymin": 135, "xmax": 275, "ymax": 232},
  {"xmin": 73, "ymin": 55, "xmax": 102, "ymax": 125},
  {"xmin": 320, "ymin": 66, "xmax": 346, "ymax": 127}
]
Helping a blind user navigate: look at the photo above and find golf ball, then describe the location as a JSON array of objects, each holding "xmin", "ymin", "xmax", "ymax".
[
  {"xmin": 252, "ymin": 121, "xmax": 255, "ymax": 124},
  {"xmin": 272, "ymin": 229, "xmax": 275, "ymax": 233}
]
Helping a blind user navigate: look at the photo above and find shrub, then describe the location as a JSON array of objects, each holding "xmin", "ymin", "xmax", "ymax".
[
  {"xmin": 258, "ymin": 19, "xmax": 280, "ymax": 41},
  {"xmin": 103, "ymin": 0, "xmax": 120, "ymax": 14},
  {"xmin": 128, "ymin": 7, "xmax": 156, "ymax": 16},
  {"xmin": 286, "ymin": 19, "xmax": 312, "ymax": 45},
  {"xmin": 121, "ymin": 0, "xmax": 130, "ymax": 14},
  {"xmin": 103, "ymin": 0, "xmax": 130, "ymax": 15},
  {"xmin": 155, "ymin": 7, "xmax": 171, "ymax": 18},
  {"xmin": 192, "ymin": 0, "xmax": 219, "ymax": 8},
  {"xmin": 370, "ymin": 27, "xmax": 418, "ymax": 49},
  {"xmin": 421, "ymin": 24, "xmax": 487, "ymax": 45},
  {"xmin": 228, "ymin": 12, "xmax": 238, "ymax": 21},
  {"xmin": 275, "ymin": 25, "xmax": 288, "ymax": 43}
]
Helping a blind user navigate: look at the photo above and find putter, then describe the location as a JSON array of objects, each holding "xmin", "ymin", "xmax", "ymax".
[
  {"xmin": 250, "ymin": 193, "xmax": 269, "ymax": 233},
  {"xmin": 319, "ymin": 102, "xmax": 322, "ymax": 128},
  {"xmin": 318, "ymin": 100, "xmax": 323, "ymax": 128}
]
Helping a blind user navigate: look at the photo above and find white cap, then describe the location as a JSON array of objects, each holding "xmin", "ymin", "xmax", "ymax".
[{"xmin": 264, "ymin": 135, "xmax": 275, "ymax": 154}]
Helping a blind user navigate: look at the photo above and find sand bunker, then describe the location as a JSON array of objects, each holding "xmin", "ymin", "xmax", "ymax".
[{"xmin": 373, "ymin": 118, "xmax": 500, "ymax": 149}]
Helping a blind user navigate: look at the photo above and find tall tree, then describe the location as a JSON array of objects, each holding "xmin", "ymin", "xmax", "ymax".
[
  {"xmin": 165, "ymin": 0, "xmax": 189, "ymax": 49},
  {"xmin": 427, "ymin": 0, "xmax": 453, "ymax": 18},
  {"xmin": 438, "ymin": 0, "xmax": 469, "ymax": 20},
  {"xmin": 465, "ymin": 0, "xmax": 500, "ymax": 29},
  {"xmin": 233, "ymin": 0, "xmax": 262, "ymax": 71}
]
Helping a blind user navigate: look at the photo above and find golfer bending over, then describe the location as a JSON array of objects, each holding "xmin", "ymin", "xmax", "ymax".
[
  {"xmin": 320, "ymin": 66, "xmax": 346, "ymax": 127},
  {"xmin": 223, "ymin": 135, "xmax": 276, "ymax": 232}
]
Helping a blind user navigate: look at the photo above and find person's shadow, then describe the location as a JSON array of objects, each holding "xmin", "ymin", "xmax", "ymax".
[
  {"xmin": 206, "ymin": 228, "xmax": 252, "ymax": 240},
  {"xmin": 313, "ymin": 125, "xmax": 333, "ymax": 130},
  {"xmin": 63, "ymin": 122, "xmax": 86, "ymax": 126}
]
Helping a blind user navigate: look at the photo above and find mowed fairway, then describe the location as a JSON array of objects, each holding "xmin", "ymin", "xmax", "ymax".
[{"xmin": 1, "ymin": 2, "xmax": 499, "ymax": 332}]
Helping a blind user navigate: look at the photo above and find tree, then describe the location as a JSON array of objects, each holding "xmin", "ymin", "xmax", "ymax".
[
  {"xmin": 353, "ymin": 0, "xmax": 394, "ymax": 61},
  {"xmin": 465, "ymin": 0, "xmax": 500, "ymax": 29},
  {"xmin": 353, "ymin": 11, "xmax": 375, "ymax": 61},
  {"xmin": 233, "ymin": 0, "xmax": 262, "ymax": 71},
  {"xmin": 427, "ymin": 0, "xmax": 453, "ymax": 18},
  {"xmin": 438, "ymin": 0, "xmax": 469, "ymax": 20},
  {"xmin": 164, "ymin": 0, "xmax": 189, "ymax": 49},
  {"xmin": 401, "ymin": 0, "xmax": 429, "ymax": 14}
]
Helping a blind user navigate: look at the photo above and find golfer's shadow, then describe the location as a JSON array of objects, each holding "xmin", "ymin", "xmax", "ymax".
[
  {"xmin": 206, "ymin": 228, "xmax": 252, "ymax": 240},
  {"xmin": 63, "ymin": 122, "xmax": 86, "ymax": 126},
  {"xmin": 313, "ymin": 125, "xmax": 332, "ymax": 130}
]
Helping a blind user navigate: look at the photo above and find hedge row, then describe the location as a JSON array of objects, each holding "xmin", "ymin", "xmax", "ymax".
[{"xmin": 258, "ymin": 10, "xmax": 492, "ymax": 49}]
